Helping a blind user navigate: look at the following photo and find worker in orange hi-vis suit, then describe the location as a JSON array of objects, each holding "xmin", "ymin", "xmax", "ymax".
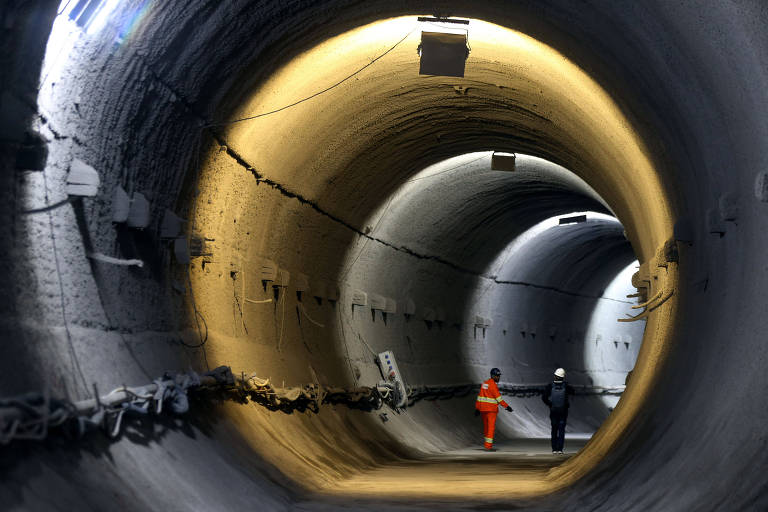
[{"xmin": 475, "ymin": 368, "xmax": 514, "ymax": 451}]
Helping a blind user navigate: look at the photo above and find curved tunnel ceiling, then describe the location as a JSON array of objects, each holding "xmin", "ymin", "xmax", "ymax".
[
  {"xmin": 350, "ymin": 152, "xmax": 611, "ymax": 276},
  {"xmin": 3, "ymin": 1, "xmax": 768, "ymax": 510},
  {"xmin": 210, "ymin": 17, "xmax": 672, "ymax": 262},
  {"xmin": 496, "ymin": 216, "xmax": 634, "ymax": 295},
  {"xmin": 189, "ymin": 15, "xmax": 671, "ymax": 499}
]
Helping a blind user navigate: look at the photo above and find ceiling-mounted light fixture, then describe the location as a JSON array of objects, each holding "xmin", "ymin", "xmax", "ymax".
[
  {"xmin": 491, "ymin": 152, "xmax": 517, "ymax": 172},
  {"xmin": 417, "ymin": 16, "xmax": 471, "ymax": 78},
  {"xmin": 559, "ymin": 215, "xmax": 588, "ymax": 225}
]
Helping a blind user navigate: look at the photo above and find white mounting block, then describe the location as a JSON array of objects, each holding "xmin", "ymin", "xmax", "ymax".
[
  {"xmin": 66, "ymin": 158, "xmax": 100, "ymax": 197},
  {"xmin": 377, "ymin": 350, "xmax": 408, "ymax": 408},
  {"xmin": 351, "ymin": 289, "xmax": 368, "ymax": 307},
  {"xmin": 112, "ymin": 186, "xmax": 130, "ymax": 222},
  {"xmin": 127, "ymin": 192, "xmax": 151, "ymax": 228},
  {"xmin": 274, "ymin": 268, "xmax": 290, "ymax": 287},
  {"xmin": 259, "ymin": 259, "xmax": 278, "ymax": 282},
  {"xmin": 404, "ymin": 298, "xmax": 416, "ymax": 316},
  {"xmin": 294, "ymin": 273, "xmax": 310, "ymax": 293},
  {"xmin": 369, "ymin": 293, "xmax": 386, "ymax": 311}
]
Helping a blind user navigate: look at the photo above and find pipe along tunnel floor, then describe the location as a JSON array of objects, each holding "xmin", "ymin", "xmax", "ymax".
[{"xmin": 316, "ymin": 436, "xmax": 590, "ymax": 501}]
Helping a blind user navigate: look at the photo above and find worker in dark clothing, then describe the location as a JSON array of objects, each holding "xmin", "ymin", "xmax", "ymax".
[{"xmin": 541, "ymin": 368, "xmax": 575, "ymax": 454}]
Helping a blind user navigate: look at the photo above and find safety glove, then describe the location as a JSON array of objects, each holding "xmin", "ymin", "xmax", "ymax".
[
  {"xmin": 506, "ymin": 406, "xmax": 513, "ymax": 412},
  {"xmin": 474, "ymin": 409, "xmax": 480, "ymax": 417}
]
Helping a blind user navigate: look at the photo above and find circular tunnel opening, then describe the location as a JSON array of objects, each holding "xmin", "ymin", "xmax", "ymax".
[
  {"xmin": 185, "ymin": 16, "xmax": 675, "ymax": 500},
  {"xmin": 334, "ymin": 150, "xmax": 645, "ymax": 452},
  {"xmin": 6, "ymin": 5, "xmax": 697, "ymax": 509}
]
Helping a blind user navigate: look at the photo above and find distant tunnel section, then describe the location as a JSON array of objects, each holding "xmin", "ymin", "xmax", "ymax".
[{"xmin": 340, "ymin": 152, "xmax": 644, "ymax": 437}]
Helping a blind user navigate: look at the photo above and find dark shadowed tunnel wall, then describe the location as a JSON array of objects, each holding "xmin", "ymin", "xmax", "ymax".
[{"xmin": 1, "ymin": 1, "xmax": 768, "ymax": 510}]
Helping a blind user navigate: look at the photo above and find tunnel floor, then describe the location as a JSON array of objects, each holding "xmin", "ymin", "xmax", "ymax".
[{"xmin": 317, "ymin": 436, "xmax": 590, "ymax": 501}]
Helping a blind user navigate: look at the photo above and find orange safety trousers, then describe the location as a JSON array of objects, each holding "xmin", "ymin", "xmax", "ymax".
[{"xmin": 481, "ymin": 411, "xmax": 497, "ymax": 449}]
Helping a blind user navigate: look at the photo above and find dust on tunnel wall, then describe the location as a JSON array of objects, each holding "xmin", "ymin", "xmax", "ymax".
[
  {"xmin": 337, "ymin": 151, "xmax": 644, "ymax": 438},
  {"xmin": 9, "ymin": 0, "xmax": 673, "ymax": 500},
  {"xmin": 190, "ymin": 16, "xmax": 675, "ymax": 491},
  {"xmin": 8, "ymin": 0, "xmax": 768, "ymax": 509}
]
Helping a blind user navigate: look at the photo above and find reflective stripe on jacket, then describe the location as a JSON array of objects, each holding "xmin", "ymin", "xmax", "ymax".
[{"xmin": 476, "ymin": 378, "xmax": 509, "ymax": 412}]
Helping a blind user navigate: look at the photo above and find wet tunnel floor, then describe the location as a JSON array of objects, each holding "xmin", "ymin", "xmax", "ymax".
[{"xmin": 316, "ymin": 437, "xmax": 590, "ymax": 502}]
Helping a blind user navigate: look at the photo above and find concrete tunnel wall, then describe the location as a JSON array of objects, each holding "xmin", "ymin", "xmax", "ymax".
[
  {"xmin": 2, "ymin": 0, "xmax": 768, "ymax": 510},
  {"xmin": 339, "ymin": 152, "xmax": 644, "ymax": 438}
]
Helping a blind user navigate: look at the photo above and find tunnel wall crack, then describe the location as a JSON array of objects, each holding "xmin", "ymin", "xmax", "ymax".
[
  {"xmin": 213, "ymin": 138, "xmax": 630, "ymax": 305},
  {"xmin": 104, "ymin": 25, "xmax": 631, "ymax": 310}
]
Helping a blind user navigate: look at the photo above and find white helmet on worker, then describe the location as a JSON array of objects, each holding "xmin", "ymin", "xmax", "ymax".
[{"xmin": 554, "ymin": 368, "xmax": 566, "ymax": 378}]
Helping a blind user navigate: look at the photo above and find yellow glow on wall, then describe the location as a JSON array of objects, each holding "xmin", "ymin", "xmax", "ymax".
[{"xmin": 188, "ymin": 15, "xmax": 678, "ymax": 500}]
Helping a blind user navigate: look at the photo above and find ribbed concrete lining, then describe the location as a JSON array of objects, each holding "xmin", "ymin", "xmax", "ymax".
[
  {"xmin": 2, "ymin": 1, "xmax": 768, "ymax": 510},
  {"xmin": 332, "ymin": 153, "xmax": 642, "ymax": 443},
  {"xmin": 355, "ymin": 153, "xmax": 611, "ymax": 275},
  {"xmin": 188, "ymin": 15, "xmax": 670, "ymax": 500}
]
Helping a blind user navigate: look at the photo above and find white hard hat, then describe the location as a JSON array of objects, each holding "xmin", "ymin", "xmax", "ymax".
[{"xmin": 554, "ymin": 368, "xmax": 566, "ymax": 378}]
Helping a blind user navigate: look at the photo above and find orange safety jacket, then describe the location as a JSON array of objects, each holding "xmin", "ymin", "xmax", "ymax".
[{"xmin": 476, "ymin": 378, "xmax": 509, "ymax": 412}]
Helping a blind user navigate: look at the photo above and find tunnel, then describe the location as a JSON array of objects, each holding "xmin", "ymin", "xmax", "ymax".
[{"xmin": 1, "ymin": 1, "xmax": 767, "ymax": 510}]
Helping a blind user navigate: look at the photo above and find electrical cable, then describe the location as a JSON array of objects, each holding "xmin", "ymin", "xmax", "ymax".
[
  {"xmin": 41, "ymin": 171, "xmax": 90, "ymax": 398},
  {"xmin": 176, "ymin": 128, "xmax": 210, "ymax": 370},
  {"xmin": 357, "ymin": 333, "xmax": 378, "ymax": 357},
  {"xmin": 19, "ymin": 197, "xmax": 77, "ymax": 215},
  {"xmin": 298, "ymin": 303, "xmax": 325, "ymax": 328},
  {"xmin": 206, "ymin": 26, "xmax": 417, "ymax": 127},
  {"xmin": 337, "ymin": 190, "xmax": 398, "ymax": 284},
  {"xmin": 276, "ymin": 288, "xmax": 287, "ymax": 351},
  {"xmin": 180, "ymin": 267, "xmax": 210, "ymax": 371},
  {"xmin": 337, "ymin": 305, "xmax": 360, "ymax": 386},
  {"xmin": 57, "ymin": 0, "xmax": 74, "ymax": 16},
  {"xmin": 406, "ymin": 153, "xmax": 489, "ymax": 183}
]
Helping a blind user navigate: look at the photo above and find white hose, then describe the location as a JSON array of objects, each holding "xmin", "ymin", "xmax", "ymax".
[
  {"xmin": 87, "ymin": 252, "xmax": 144, "ymax": 267},
  {"xmin": 244, "ymin": 297, "xmax": 272, "ymax": 304},
  {"xmin": 298, "ymin": 303, "xmax": 325, "ymax": 328}
]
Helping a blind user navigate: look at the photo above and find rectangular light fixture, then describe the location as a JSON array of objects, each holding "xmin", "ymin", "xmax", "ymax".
[
  {"xmin": 491, "ymin": 152, "xmax": 516, "ymax": 171},
  {"xmin": 417, "ymin": 17, "xmax": 470, "ymax": 25},
  {"xmin": 419, "ymin": 31, "xmax": 469, "ymax": 77},
  {"xmin": 559, "ymin": 215, "xmax": 588, "ymax": 225}
]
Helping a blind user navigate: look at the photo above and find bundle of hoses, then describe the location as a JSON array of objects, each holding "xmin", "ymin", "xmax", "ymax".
[
  {"xmin": 405, "ymin": 382, "xmax": 625, "ymax": 406},
  {"xmin": 0, "ymin": 366, "xmax": 384, "ymax": 446},
  {"xmin": 0, "ymin": 367, "xmax": 232, "ymax": 445},
  {"xmin": 0, "ymin": 367, "xmax": 625, "ymax": 446}
]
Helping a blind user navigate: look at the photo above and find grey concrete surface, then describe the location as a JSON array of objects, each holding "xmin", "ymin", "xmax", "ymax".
[{"xmin": 1, "ymin": 0, "xmax": 768, "ymax": 511}]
